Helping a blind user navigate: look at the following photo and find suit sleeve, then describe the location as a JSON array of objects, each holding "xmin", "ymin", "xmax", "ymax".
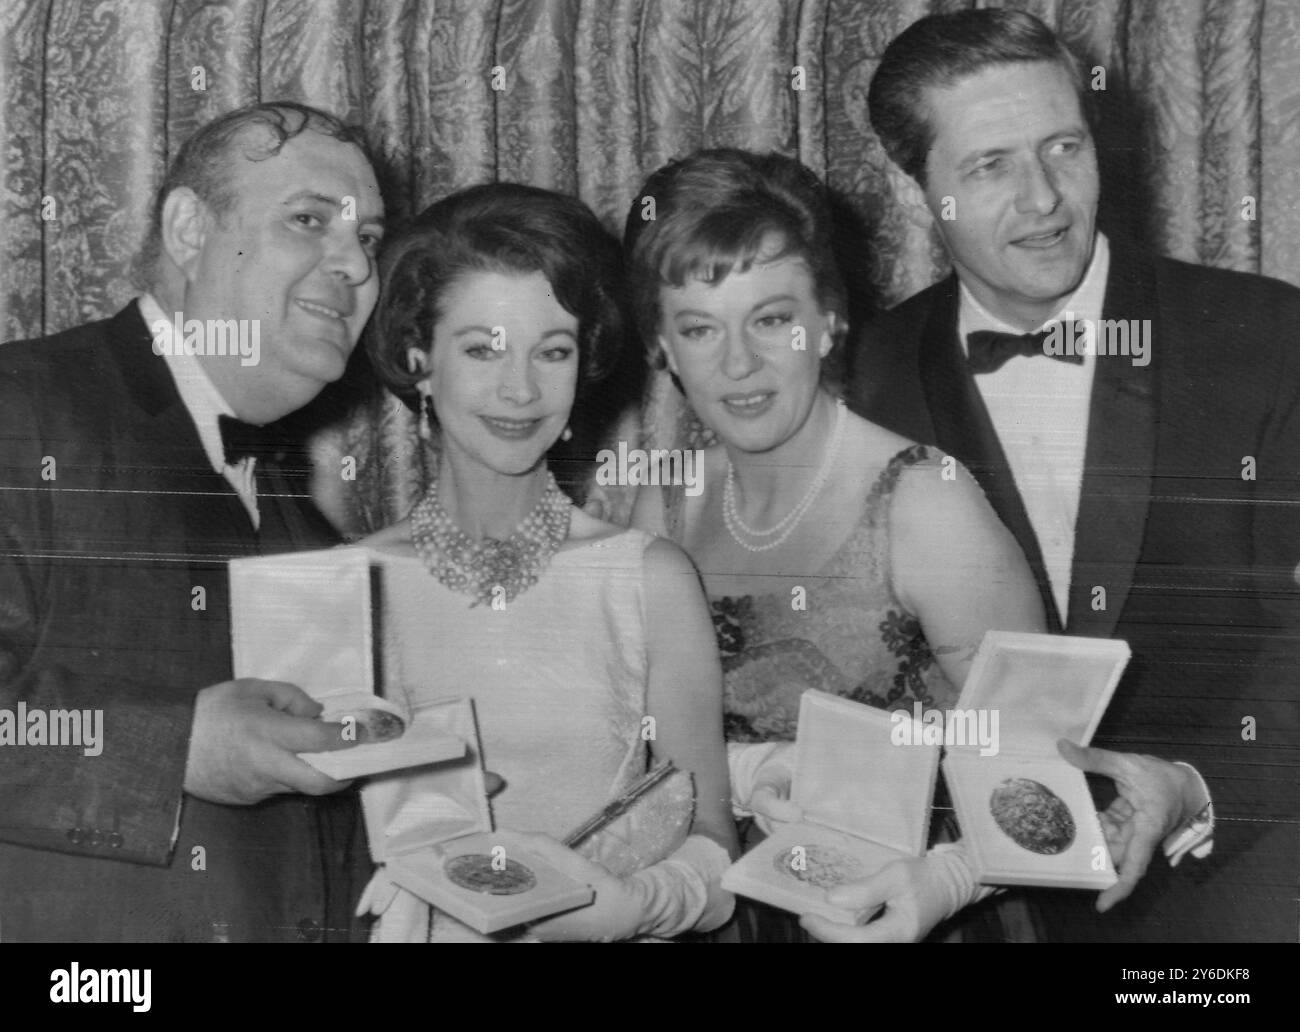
[
  {"xmin": 0, "ymin": 368, "xmax": 194, "ymax": 866},
  {"xmin": 1246, "ymin": 304, "xmax": 1300, "ymax": 814}
]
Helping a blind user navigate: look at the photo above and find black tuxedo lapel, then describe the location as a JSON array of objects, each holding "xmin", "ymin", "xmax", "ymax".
[
  {"xmin": 916, "ymin": 277, "xmax": 1063, "ymax": 630},
  {"xmin": 104, "ymin": 304, "xmax": 259, "ymax": 553},
  {"xmin": 103, "ymin": 303, "xmax": 339, "ymax": 556},
  {"xmin": 256, "ymin": 457, "xmax": 340, "ymax": 552},
  {"xmin": 1065, "ymin": 240, "xmax": 1159, "ymax": 637}
]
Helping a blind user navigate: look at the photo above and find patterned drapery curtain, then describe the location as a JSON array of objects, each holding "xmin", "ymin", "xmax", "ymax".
[{"xmin": 2, "ymin": 0, "xmax": 1295, "ymax": 532}]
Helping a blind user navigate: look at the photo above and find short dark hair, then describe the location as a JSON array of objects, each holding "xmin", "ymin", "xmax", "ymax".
[
  {"xmin": 135, "ymin": 101, "xmax": 370, "ymax": 286},
  {"xmin": 624, "ymin": 149, "xmax": 847, "ymax": 371},
  {"xmin": 869, "ymin": 9, "xmax": 1090, "ymax": 187},
  {"xmin": 368, "ymin": 183, "xmax": 624, "ymax": 418}
]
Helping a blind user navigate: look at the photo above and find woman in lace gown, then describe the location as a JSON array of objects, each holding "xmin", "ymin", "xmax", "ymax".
[
  {"xmin": 625, "ymin": 150, "xmax": 1047, "ymax": 941},
  {"xmin": 356, "ymin": 184, "xmax": 736, "ymax": 941}
]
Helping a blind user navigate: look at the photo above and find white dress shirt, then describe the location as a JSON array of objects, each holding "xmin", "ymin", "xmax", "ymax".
[
  {"xmin": 957, "ymin": 233, "xmax": 1111, "ymax": 625},
  {"xmin": 139, "ymin": 294, "xmax": 260, "ymax": 528},
  {"xmin": 955, "ymin": 237, "xmax": 1213, "ymax": 860}
]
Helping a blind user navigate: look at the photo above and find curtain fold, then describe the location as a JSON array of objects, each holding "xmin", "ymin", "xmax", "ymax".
[
  {"xmin": 0, "ymin": 0, "xmax": 1292, "ymax": 532},
  {"xmin": 42, "ymin": 0, "xmax": 169, "ymax": 329},
  {"xmin": 1260, "ymin": 0, "xmax": 1300, "ymax": 283},
  {"xmin": 0, "ymin": 0, "xmax": 49, "ymax": 343}
]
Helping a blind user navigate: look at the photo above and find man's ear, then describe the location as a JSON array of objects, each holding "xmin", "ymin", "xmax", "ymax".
[{"xmin": 159, "ymin": 187, "xmax": 210, "ymax": 283}]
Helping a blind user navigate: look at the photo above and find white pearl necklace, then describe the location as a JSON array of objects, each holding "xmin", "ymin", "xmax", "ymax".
[{"xmin": 722, "ymin": 397, "xmax": 847, "ymax": 553}]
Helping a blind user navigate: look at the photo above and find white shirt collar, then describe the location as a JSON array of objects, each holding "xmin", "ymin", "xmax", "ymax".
[
  {"xmin": 958, "ymin": 232, "xmax": 1111, "ymax": 348},
  {"xmin": 138, "ymin": 293, "xmax": 236, "ymax": 475}
]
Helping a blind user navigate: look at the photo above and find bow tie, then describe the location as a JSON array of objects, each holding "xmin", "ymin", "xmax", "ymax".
[
  {"xmin": 218, "ymin": 414, "xmax": 288, "ymax": 465},
  {"xmin": 966, "ymin": 325, "xmax": 1084, "ymax": 375}
]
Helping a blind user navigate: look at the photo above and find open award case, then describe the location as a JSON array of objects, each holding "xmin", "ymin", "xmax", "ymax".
[
  {"xmin": 230, "ymin": 547, "xmax": 595, "ymax": 933},
  {"xmin": 229, "ymin": 547, "xmax": 468, "ymax": 780},
  {"xmin": 361, "ymin": 697, "xmax": 596, "ymax": 934},
  {"xmin": 943, "ymin": 631, "xmax": 1131, "ymax": 890},
  {"xmin": 721, "ymin": 690, "xmax": 940, "ymax": 922}
]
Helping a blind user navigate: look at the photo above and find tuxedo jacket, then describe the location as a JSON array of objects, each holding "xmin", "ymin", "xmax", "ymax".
[
  {"xmin": 0, "ymin": 303, "xmax": 364, "ymax": 942},
  {"xmin": 847, "ymin": 238, "xmax": 1300, "ymax": 942}
]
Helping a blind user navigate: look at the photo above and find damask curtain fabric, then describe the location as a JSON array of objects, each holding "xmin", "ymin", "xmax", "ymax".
[{"xmin": 1, "ymin": 0, "xmax": 1294, "ymax": 531}]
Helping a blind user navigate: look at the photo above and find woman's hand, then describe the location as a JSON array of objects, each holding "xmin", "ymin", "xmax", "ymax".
[
  {"xmin": 750, "ymin": 782, "xmax": 803, "ymax": 826},
  {"xmin": 749, "ymin": 772, "xmax": 804, "ymax": 835},
  {"xmin": 800, "ymin": 844, "xmax": 985, "ymax": 943},
  {"xmin": 728, "ymin": 741, "xmax": 803, "ymax": 833},
  {"xmin": 355, "ymin": 869, "xmax": 431, "ymax": 943},
  {"xmin": 355, "ymin": 866, "xmax": 400, "ymax": 918},
  {"xmin": 520, "ymin": 835, "xmax": 648, "ymax": 942}
]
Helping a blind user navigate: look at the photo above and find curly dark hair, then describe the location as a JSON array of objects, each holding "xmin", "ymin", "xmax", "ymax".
[
  {"xmin": 368, "ymin": 183, "xmax": 625, "ymax": 427},
  {"xmin": 135, "ymin": 100, "xmax": 371, "ymax": 287},
  {"xmin": 624, "ymin": 149, "xmax": 847, "ymax": 373}
]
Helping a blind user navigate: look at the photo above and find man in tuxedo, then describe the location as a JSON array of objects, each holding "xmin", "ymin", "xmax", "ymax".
[
  {"xmin": 0, "ymin": 101, "xmax": 385, "ymax": 940},
  {"xmin": 838, "ymin": 10, "xmax": 1299, "ymax": 942}
]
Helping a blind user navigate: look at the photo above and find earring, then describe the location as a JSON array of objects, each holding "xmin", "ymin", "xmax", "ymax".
[
  {"xmin": 819, "ymin": 315, "xmax": 840, "ymax": 359},
  {"xmin": 561, "ymin": 426, "xmax": 573, "ymax": 442},
  {"xmin": 418, "ymin": 394, "xmax": 434, "ymax": 441}
]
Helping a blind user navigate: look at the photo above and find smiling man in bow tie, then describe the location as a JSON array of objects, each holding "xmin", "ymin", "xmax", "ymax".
[
  {"xmin": 0, "ymin": 101, "xmax": 385, "ymax": 941},
  {"xmin": 836, "ymin": 9, "xmax": 1300, "ymax": 943}
]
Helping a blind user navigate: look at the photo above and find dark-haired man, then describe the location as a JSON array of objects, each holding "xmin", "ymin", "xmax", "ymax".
[
  {"xmin": 840, "ymin": 9, "xmax": 1299, "ymax": 942},
  {"xmin": 0, "ymin": 101, "xmax": 385, "ymax": 940}
]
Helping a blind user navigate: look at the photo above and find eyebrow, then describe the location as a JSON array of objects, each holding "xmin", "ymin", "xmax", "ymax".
[
  {"xmin": 958, "ymin": 147, "xmax": 1011, "ymax": 170},
  {"xmin": 958, "ymin": 129, "xmax": 1089, "ymax": 170},
  {"xmin": 283, "ymin": 191, "xmax": 385, "ymax": 225},
  {"xmin": 670, "ymin": 294, "xmax": 800, "ymax": 318},
  {"xmin": 750, "ymin": 293, "xmax": 799, "ymax": 307},
  {"xmin": 450, "ymin": 325, "xmax": 577, "ymax": 340}
]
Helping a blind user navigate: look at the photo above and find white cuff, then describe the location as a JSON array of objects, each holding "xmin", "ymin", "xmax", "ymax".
[
  {"xmin": 1162, "ymin": 762, "xmax": 1214, "ymax": 866},
  {"xmin": 928, "ymin": 841, "xmax": 999, "ymax": 912}
]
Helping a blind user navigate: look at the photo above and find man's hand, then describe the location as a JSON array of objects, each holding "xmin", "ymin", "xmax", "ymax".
[
  {"xmin": 184, "ymin": 678, "xmax": 355, "ymax": 805},
  {"xmin": 1057, "ymin": 739, "xmax": 1203, "ymax": 912}
]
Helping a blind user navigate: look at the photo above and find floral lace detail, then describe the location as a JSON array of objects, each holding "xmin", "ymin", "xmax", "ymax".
[
  {"xmin": 867, "ymin": 443, "xmax": 932, "ymax": 507},
  {"xmin": 710, "ymin": 594, "xmax": 752, "ymax": 659},
  {"xmin": 851, "ymin": 608, "xmax": 939, "ymax": 710},
  {"xmin": 708, "ymin": 443, "xmax": 959, "ymax": 742}
]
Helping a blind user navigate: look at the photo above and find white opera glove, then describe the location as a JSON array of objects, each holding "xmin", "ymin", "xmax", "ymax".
[
  {"xmin": 526, "ymin": 834, "xmax": 734, "ymax": 941},
  {"xmin": 799, "ymin": 841, "xmax": 995, "ymax": 943},
  {"xmin": 626, "ymin": 834, "xmax": 735, "ymax": 937},
  {"xmin": 355, "ymin": 865, "xmax": 430, "ymax": 943},
  {"xmin": 728, "ymin": 742, "xmax": 803, "ymax": 834}
]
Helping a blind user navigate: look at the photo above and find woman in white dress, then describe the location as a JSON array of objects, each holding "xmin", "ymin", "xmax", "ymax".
[{"xmin": 356, "ymin": 183, "xmax": 737, "ymax": 941}]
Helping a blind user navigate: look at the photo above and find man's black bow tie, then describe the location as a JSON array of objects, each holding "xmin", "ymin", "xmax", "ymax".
[
  {"xmin": 966, "ymin": 325, "xmax": 1085, "ymax": 375},
  {"xmin": 218, "ymin": 414, "xmax": 289, "ymax": 465}
]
